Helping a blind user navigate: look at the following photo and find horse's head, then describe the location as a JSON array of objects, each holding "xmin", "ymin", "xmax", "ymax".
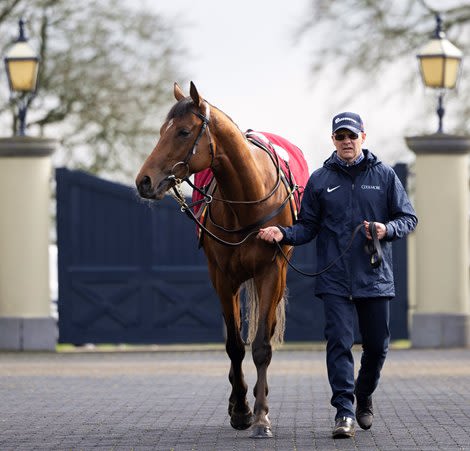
[{"xmin": 136, "ymin": 82, "xmax": 215, "ymax": 200}]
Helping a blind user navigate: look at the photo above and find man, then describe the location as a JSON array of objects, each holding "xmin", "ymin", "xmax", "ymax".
[{"xmin": 257, "ymin": 112, "xmax": 417, "ymax": 439}]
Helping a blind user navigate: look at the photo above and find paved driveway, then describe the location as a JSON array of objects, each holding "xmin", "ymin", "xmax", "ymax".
[{"xmin": 1, "ymin": 347, "xmax": 469, "ymax": 450}]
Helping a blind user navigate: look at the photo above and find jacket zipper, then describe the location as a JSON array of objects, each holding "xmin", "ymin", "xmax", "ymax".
[
  {"xmin": 349, "ymin": 180, "xmax": 355, "ymax": 300},
  {"xmin": 338, "ymin": 164, "xmax": 363, "ymax": 301}
]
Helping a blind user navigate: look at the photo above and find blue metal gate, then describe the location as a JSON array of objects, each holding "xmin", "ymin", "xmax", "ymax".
[{"xmin": 56, "ymin": 166, "xmax": 410, "ymax": 344}]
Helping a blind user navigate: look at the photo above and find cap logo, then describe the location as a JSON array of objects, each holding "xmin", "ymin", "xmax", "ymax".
[{"xmin": 335, "ymin": 117, "xmax": 359, "ymax": 125}]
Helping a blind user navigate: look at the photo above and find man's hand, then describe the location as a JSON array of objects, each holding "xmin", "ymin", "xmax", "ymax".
[
  {"xmin": 363, "ymin": 221, "xmax": 387, "ymax": 240},
  {"xmin": 257, "ymin": 226, "xmax": 283, "ymax": 243}
]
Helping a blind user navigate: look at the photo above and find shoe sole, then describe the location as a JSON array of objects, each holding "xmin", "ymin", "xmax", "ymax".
[
  {"xmin": 332, "ymin": 431, "xmax": 355, "ymax": 439},
  {"xmin": 332, "ymin": 428, "xmax": 355, "ymax": 439}
]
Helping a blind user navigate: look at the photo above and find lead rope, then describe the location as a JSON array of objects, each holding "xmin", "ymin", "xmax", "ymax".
[{"xmin": 274, "ymin": 222, "xmax": 382, "ymax": 277}]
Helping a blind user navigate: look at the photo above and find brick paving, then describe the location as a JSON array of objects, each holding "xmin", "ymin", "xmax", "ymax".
[{"xmin": 0, "ymin": 347, "xmax": 469, "ymax": 450}]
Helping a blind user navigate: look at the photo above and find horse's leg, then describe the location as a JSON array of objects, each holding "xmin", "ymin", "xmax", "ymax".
[
  {"xmin": 210, "ymin": 267, "xmax": 253, "ymax": 430},
  {"xmin": 225, "ymin": 292, "xmax": 254, "ymax": 430},
  {"xmin": 250, "ymin": 265, "xmax": 286, "ymax": 439}
]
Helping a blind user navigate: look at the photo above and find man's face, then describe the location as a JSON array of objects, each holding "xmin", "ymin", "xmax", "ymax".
[{"xmin": 332, "ymin": 128, "xmax": 366, "ymax": 164}]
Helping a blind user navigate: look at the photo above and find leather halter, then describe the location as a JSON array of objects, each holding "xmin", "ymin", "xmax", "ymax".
[{"xmin": 169, "ymin": 102, "xmax": 215, "ymax": 179}]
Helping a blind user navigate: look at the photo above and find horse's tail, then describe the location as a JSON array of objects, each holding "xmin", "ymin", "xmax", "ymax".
[{"xmin": 243, "ymin": 279, "xmax": 287, "ymax": 348}]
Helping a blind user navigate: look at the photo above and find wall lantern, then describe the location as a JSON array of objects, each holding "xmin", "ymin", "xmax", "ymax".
[
  {"xmin": 417, "ymin": 13, "xmax": 463, "ymax": 133},
  {"xmin": 4, "ymin": 18, "xmax": 40, "ymax": 136}
]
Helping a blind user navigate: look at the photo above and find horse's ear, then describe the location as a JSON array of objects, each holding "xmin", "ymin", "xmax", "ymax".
[
  {"xmin": 174, "ymin": 82, "xmax": 185, "ymax": 101},
  {"xmin": 189, "ymin": 81, "xmax": 202, "ymax": 107}
]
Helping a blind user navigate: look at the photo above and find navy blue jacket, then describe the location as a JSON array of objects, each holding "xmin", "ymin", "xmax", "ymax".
[{"xmin": 280, "ymin": 149, "xmax": 417, "ymax": 299}]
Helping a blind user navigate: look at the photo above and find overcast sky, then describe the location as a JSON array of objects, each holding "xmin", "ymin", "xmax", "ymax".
[{"xmin": 140, "ymin": 0, "xmax": 439, "ymax": 173}]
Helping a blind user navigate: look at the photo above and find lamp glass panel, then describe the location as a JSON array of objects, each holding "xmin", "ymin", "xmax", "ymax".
[
  {"xmin": 6, "ymin": 59, "xmax": 38, "ymax": 91},
  {"xmin": 442, "ymin": 58, "xmax": 460, "ymax": 89},
  {"xmin": 419, "ymin": 57, "xmax": 444, "ymax": 88}
]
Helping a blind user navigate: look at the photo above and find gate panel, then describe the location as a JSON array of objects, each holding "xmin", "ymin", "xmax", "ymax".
[{"xmin": 57, "ymin": 168, "xmax": 220, "ymax": 344}]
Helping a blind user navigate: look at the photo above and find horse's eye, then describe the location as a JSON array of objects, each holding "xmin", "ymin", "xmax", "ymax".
[{"xmin": 177, "ymin": 129, "xmax": 191, "ymax": 138}]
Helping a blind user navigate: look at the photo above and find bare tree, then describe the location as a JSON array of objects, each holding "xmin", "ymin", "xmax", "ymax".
[
  {"xmin": 0, "ymin": 0, "xmax": 187, "ymax": 182},
  {"xmin": 298, "ymin": 0, "xmax": 470, "ymax": 132}
]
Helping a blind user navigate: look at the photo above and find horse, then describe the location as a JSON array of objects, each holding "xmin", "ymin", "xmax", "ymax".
[{"xmin": 135, "ymin": 82, "xmax": 308, "ymax": 438}]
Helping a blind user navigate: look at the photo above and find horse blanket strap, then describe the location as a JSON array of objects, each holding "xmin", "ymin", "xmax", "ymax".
[
  {"xmin": 195, "ymin": 178, "xmax": 216, "ymax": 246},
  {"xmin": 194, "ymin": 177, "xmax": 217, "ymax": 221}
]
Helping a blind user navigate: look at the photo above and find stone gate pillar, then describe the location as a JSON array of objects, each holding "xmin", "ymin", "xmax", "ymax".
[
  {"xmin": 0, "ymin": 137, "xmax": 57, "ymax": 350},
  {"xmin": 405, "ymin": 133, "xmax": 470, "ymax": 347}
]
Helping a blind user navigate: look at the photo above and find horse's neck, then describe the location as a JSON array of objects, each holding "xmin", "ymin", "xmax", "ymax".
[{"xmin": 211, "ymin": 117, "xmax": 269, "ymax": 203}]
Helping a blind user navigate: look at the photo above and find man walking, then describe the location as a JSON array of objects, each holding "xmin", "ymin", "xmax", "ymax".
[{"xmin": 257, "ymin": 112, "xmax": 417, "ymax": 438}]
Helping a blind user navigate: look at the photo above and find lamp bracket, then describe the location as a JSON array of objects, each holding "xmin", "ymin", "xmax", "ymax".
[
  {"xmin": 18, "ymin": 18, "xmax": 27, "ymax": 42},
  {"xmin": 433, "ymin": 13, "xmax": 445, "ymax": 39}
]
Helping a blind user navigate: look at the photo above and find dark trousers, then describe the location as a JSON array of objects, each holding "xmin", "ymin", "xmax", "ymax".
[{"xmin": 322, "ymin": 294, "xmax": 390, "ymax": 419}]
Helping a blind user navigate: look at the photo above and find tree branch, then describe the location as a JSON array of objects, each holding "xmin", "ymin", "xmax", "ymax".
[{"xmin": 0, "ymin": 0, "xmax": 22, "ymax": 24}]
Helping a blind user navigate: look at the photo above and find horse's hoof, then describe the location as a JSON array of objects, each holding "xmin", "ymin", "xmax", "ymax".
[
  {"xmin": 250, "ymin": 425, "xmax": 273, "ymax": 439},
  {"xmin": 230, "ymin": 411, "xmax": 254, "ymax": 430}
]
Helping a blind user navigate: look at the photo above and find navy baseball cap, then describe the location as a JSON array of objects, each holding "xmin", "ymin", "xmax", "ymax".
[{"xmin": 332, "ymin": 112, "xmax": 364, "ymax": 134}]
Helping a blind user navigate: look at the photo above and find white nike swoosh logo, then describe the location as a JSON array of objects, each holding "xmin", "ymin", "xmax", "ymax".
[{"xmin": 327, "ymin": 185, "xmax": 341, "ymax": 193}]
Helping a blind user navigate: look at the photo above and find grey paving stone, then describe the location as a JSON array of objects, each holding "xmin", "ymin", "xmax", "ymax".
[{"xmin": 0, "ymin": 348, "xmax": 469, "ymax": 450}]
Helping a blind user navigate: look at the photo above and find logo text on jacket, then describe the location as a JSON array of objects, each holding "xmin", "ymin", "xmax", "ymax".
[{"xmin": 361, "ymin": 184, "xmax": 381, "ymax": 190}]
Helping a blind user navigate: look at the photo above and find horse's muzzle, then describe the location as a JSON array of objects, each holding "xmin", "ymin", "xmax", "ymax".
[
  {"xmin": 136, "ymin": 175, "xmax": 174, "ymax": 200},
  {"xmin": 136, "ymin": 175, "xmax": 156, "ymax": 199}
]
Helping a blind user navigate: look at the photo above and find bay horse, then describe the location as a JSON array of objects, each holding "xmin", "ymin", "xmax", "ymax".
[{"xmin": 135, "ymin": 82, "xmax": 306, "ymax": 438}]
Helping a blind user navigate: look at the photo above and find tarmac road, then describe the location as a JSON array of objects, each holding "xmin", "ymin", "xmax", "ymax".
[{"xmin": 1, "ymin": 347, "xmax": 469, "ymax": 450}]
